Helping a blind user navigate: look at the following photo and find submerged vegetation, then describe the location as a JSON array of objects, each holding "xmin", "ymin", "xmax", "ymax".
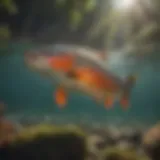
[
  {"xmin": 0, "ymin": 104, "xmax": 160, "ymax": 160},
  {"xmin": 0, "ymin": 0, "xmax": 17, "ymax": 39},
  {"xmin": 0, "ymin": 0, "xmax": 96, "ymax": 40},
  {"xmin": 0, "ymin": 0, "xmax": 160, "ymax": 65},
  {"xmin": 55, "ymin": 0, "xmax": 97, "ymax": 29},
  {"xmin": 1, "ymin": 121, "xmax": 159, "ymax": 160},
  {"xmin": 1, "ymin": 124, "xmax": 87, "ymax": 160},
  {"xmin": 101, "ymin": 147, "xmax": 149, "ymax": 160},
  {"xmin": 1, "ymin": 0, "xmax": 17, "ymax": 15},
  {"xmin": 11, "ymin": 123, "xmax": 86, "ymax": 143},
  {"xmin": 0, "ymin": 1, "xmax": 160, "ymax": 160}
]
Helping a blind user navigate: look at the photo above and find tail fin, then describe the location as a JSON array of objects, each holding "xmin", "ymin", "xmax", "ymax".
[{"xmin": 120, "ymin": 75, "xmax": 137, "ymax": 109}]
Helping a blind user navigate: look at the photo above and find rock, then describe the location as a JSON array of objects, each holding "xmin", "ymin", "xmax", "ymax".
[
  {"xmin": 0, "ymin": 119, "xmax": 17, "ymax": 146},
  {"xmin": 87, "ymin": 134, "xmax": 105, "ymax": 153},
  {"xmin": 129, "ymin": 130, "xmax": 142, "ymax": 147},
  {"xmin": 107, "ymin": 126, "xmax": 122, "ymax": 141},
  {"xmin": 87, "ymin": 152, "xmax": 99, "ymax": 160},
  {"xmin": 117, "ymin": 129, "xmax": 142, "ymax": 150},
  {"xmin": 0, "ymin": 126, "xmax": 87, "ymax": 160},
  {"xmin": 101, "ymin": 147, "xmax": 149, "ymax": 160},
  {"xmin": 142, "ymin": 123, "xmax": 160, "ymax": 160},
  {"xmin": 116, "ymin": 139, "xmax": 135, "ymax": 150}
]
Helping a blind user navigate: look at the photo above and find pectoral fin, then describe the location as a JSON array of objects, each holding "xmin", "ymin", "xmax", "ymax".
[
  {"xmin": 120, "ymin": 94, "xmax": 129, "ymax": 109},
  {"xmin": 55, "ymin": 86, "xmax": 67, "ymax": 108},
  {"xmin": 104, "ymin": 94, "xmax": 114, "ymax": 109},
  {"xmin": 120, "ymin": 74, "xmax": 136, "ymax": 109}
]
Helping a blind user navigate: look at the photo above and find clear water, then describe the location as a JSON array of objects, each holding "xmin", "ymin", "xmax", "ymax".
[{"xmin": 0, "ymin": 42, "xmax": 160, "ymax": 126}]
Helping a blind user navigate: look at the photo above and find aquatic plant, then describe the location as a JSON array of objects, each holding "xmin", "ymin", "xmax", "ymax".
[
  {"xmin": 101, "ymin": 147, "xmax": 150, "ymax": 160},
  {"xmin": 55, "ymin": 0, "xmax": 96, "ymax": 30},
  {"xmin": 142, "ymin": 123, "xmax": 160, "ymax": 160},
  {"xmin": 0, "ymin": 124, "xmax": 87, "ymax": 160},
  {"xmin": 10, "ymin": 123, "xmax": 86, "ymax": 143},
  {"xmin": 0, "ymin": 0, "xmax": 17, "ymax": 43},
  {"xmin": 0, "ymin": 0, "xmax": 17, "ymax": 15},
  {"xmin": 0, "ymin": 0, "xmax": 96, "ymax": 39}
]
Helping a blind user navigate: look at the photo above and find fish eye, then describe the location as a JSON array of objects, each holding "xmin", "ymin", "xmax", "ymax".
[{"xmin": 66, "ymin": 71, "xmax": 77, "ymax": 79}]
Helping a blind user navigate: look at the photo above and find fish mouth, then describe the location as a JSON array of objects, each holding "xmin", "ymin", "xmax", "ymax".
[
  {"xmin": 24, "ymin": 51, "xmax": 52, "ymax": 73},
  {"xmin": 24, "ymin": 51, "xmax": 40, "ymax": 64}
]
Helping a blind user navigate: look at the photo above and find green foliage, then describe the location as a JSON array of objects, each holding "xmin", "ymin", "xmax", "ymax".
[
  {"xmin": 0, "ymin": 0, "xmax": 18, "ymax": 42},
  {"xmin": 84, "ymin": 0, "xmax": 96, "ymax": 13},
  {"xmin": 55, "ymin": 0, "xmax": 66, "ymax": 7},
  {"xmin": 69, "ymin": 9, "xmax": 83, "ymax": 30},
  {"xmin": 101, "ymin": 147, "xmax": 150, "ymax": 160},
  {"xmin": 56, "ymin": 0, "xmax": 96, "ymax": 12},
  {"xmin": 1, "ymin": 0, "xmax": 18, "ymax": 15},
  {"xmin": 5, "ymin": 124, "xmax": 87, "ymax": 160},
  {"xmin": 55, "ymin": 0, "xmax": 97, "ymax": 30},
  {"xmin": 0, "ymin": 25, "xmax": 11, "ymax": 40},
  {"xmin": 11, "ymin": 124, "xmax": 86, "ymax": 144},
  {"xmin": 0, "ymin": 25, "xmax": 11, "ymax": 49}
]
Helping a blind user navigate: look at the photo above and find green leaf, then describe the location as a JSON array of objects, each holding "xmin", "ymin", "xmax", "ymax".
[
  {"xmin": 0, "ymin": 26, "xmax": 11, "ymax": 50},
  {"xmin": 69, "ymin": 10, "xmax": 83, "ymax": 30},
  {"xmin": 1, "ymin": 0, "xmax": 18, "ymax": 15},
  {"xmin": 84, "ymin": 0, "xmax": 96, "ymax": 12},
  {"xmin": 0, "ymin": 25, "xmax": 11, "ymax": 40},
  {"xmin": 55, "ymin": 0, "xmax": 66, "ymax": 7}
]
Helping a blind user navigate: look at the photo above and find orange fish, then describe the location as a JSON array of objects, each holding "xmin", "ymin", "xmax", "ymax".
[
  {"xmin": 58, "ymin": 66, "xmax": 136, "ymax": 109},
  {"xmin": 25, "ymin": 48, "xmax": 136, "ymax": 109}
]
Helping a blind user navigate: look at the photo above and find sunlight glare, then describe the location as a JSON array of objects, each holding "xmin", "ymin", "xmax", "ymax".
[{"xmin": 113, "ymin": 0, "xmax": 137, "ymax": 10}]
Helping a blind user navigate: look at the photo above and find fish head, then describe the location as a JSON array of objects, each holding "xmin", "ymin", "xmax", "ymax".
[
  {"xmin": 25, "ymin": 50, "xmax": 74, "ymax": 73},
  {"xmin": 25, "ymin": 51, "xmax": 52, "ymax": 72}
]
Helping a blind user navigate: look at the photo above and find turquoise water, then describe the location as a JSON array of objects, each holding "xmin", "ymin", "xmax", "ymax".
[{"xmin": 0, "ymin": 42, "xmax": 160, "ymax": 125}]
